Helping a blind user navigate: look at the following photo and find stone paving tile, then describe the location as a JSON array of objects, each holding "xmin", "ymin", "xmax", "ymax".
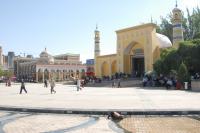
[
  {"xmin": 2, "ymin": 112, "xmax": 115, "ymax": 133},
  {"xmin": 119, "ymin": 116, "xmax": 200, "ymax": 133},
  {"xmin": 0, "ymin": 112, "xmax": 114, "ymax": 133},
  {"xmin": 70, "ymin": 117, "xmax": 115, "ymax": 133},
  {"xmin": 3, "ymin": 114, "xmax": 89, "ymax": 133}
]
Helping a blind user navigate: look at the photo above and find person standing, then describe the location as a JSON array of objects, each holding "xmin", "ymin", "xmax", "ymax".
[
  {"xmin": 44, "ymin": 79, "xmax": 48, "ymax": 88},
  {"xmin": 117, "ymin": 79, "xmax": 121, "ymax": 88},
  {"xmin": 8, "ymin": 79, "xmax": 11, "ymax": 87},
  {"xmin": 20, "ymin": 79, "xmax": 27, "ymax": 94},
  {"xmin": 50, "ymin": 79, "xmax": 56, "ymax": 94},
  {"xmin": 112, "ymin": 79, "xmax": 115, "ymax": 88},
  {"xmin": 77, "ymin": 78, "xmax": 81, "ymax": 91}
]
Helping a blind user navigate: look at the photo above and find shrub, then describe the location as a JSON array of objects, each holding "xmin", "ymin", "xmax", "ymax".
[{"xmin": 177, "ymin": 62, "xmax": 190, "ymax": 84}]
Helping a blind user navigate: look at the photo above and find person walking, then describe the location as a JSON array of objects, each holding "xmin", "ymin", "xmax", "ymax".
[
  {"xmin": 50, "ymin": 79, "xmax": 56, "ymax": 94},
  {"xmin": 20, "ymin": 79, "xmax": 27, "ymax": 94}
]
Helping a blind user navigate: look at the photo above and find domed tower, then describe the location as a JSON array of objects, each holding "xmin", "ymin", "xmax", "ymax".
[
  {"xmin": 172, "ymin": 1, "xmax": 184, "ymax": 48},
  {"xmin": 94, "ymin": 25, "xmax": 100, "ymax": 76},
  {"xmin": 39, "ymin": 48, "xmax": 54, "ymax": 64}
]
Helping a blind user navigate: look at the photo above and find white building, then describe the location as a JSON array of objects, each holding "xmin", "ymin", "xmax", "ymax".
[{"xmin": 14, "ymin": 48, "xmax": 86, "ymax": 82}]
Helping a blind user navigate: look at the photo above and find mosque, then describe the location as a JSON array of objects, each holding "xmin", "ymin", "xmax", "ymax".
[{"xmin": 94, "ymin": 2, "xmax": 184, "ymax": 78}]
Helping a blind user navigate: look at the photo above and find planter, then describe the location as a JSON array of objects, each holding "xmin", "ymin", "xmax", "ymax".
[
  {"xmin": 184, "ymin": 82, "xmax": 188, "ymax": 90},
  {"xmin": 191, "ymin": 80, "xmax": 200, "ymax": 91}
]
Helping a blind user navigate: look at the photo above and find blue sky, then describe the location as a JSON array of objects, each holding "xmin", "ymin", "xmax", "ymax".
[{"xmin": 0, "ymin": 0, "xmax": 199, "ymax": 63}]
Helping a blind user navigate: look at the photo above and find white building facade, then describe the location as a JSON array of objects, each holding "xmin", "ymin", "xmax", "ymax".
[{"xmin": 14, "ymin": 48, "xmax": 86, "ymax": 82}]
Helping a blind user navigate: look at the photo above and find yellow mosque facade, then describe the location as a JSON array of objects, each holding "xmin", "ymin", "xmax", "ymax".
[
  {"xmin": 95, "ymin": 23, "xmax": 161, "ymax": 78},
  {"xmin": 94, "ymin": 4, "xmax": 183, "ymax": 78}
]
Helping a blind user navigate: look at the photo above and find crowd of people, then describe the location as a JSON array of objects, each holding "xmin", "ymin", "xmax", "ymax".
[
  {"xmin": 111, "ymin": 78, "xmax": 121, "ymax": 88},
  {"xmin": 142, "ymin": 72, "xmax": 200, "ymax": 89},
  {"xmin": 80, "ymin": 75, "xmax": 123, "ymax": 88},
  {"xmin": 191, "ymin": 73, "xmax": 200, "ymax": 80},
  {"xmin": 142, "ymin": 74, "xmax": 177, "ymax": 89}
]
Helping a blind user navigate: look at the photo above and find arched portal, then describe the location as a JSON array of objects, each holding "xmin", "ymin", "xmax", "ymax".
[
  {"xmin": 50, "ymin": 70, "xmax": 55, "ymax": 80},
  {"xmin": 111, "ymin": 60, "xmax": 117, "ymax": 75},
  {"xmin": 38, "ymin": 69, "xmax": 43, "ymax": 82},
  {"xmin": 101, "ymin": 61, "xmax": 109, "ymax": 76},
  {"xmin": 124, "ymin": 42, "xmax": 144, "ymax": 77},
  {"xmin": 56, "ymin": 70, "xmax": 59, "ymax": 81},
  {"xmin": 31, "ymin": 66, "xmax": 36, "ymax": 81}
]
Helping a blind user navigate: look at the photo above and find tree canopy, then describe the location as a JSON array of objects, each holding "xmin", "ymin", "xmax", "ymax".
[
  {"xmin": 0, "ymin": 67, "xmax": 3, "ymax": 77},
  {"xmin": 153, "ymin": 39, "xmax": 200, "ymax": 76}
]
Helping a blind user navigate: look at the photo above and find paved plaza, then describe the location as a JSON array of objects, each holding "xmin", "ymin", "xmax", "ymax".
[
  {"xmin": 0, "ymin": 82, "xmax": 200, "ymax": 132},
  {"xmin": 0, "ymin": 111, "xmax": 200, "ymax": 133},
  {"xmin": 0, "ymin": 82, "xmax": 200, "ymax": 111}
]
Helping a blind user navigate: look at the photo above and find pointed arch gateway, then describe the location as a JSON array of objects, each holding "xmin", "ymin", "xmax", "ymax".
[{"xmin": 124, "ymin": 41, "xmax": 144, "ymax": 77}]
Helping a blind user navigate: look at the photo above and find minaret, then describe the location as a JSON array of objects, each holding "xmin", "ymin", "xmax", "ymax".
[
  {"xmin": 0, "ymin": 46, "xmax": 3, "ymax": 66},
  {"xmin": 172, "ymin": 0, "xmax": 184, "ymax": 48},
  {"xmin": 94, "ymin": 25, "xmax": 100, "ymax": 76},
  {"xmin": 94, "ymin": 25, "xmax": 100, "ymax": 58}
]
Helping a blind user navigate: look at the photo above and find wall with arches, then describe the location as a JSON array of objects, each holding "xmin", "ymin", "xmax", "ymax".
[
  {"xmin": 34, "ymin": 65, "xmax": 86, "ymax": 82},
  {"xmin": 95, "ymin": 54, "xmax": 117, "ymax": 77}
]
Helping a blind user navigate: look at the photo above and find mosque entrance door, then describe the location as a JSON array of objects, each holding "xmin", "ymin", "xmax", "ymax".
[{"xmin": 132, "ymin": 57, "xmax": 144, "ymax": 77}]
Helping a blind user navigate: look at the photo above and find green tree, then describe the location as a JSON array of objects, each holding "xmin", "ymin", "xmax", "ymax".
[
  {"xmin": 178, "ymin": 40, "xmax": 200, "ymax": 73},
  {"xmin": 154, "ymin": 48, "xmax": 181, "ymax": 75},
  {"xmin": 177, "ymin": 62, "xmax": 190, "ymax": 84},
  {"xmin": 153, "ymin": 59, "xmax": 163, "ymax": 75},
  {"xmin": 0, "ymin": 67, "xmax": 3, "ymax": 77},
  {"xmin": 154, "ymin": 39, "xmax": 200, "ymax": 76},
  {"xmin": 185, "ymin": 7, "xmax": 200, "ymax": 40},
  {"xmin": 191, "ymin": 7, "xmax": 200, "ymax": 39},
  {"xmin": 194, "ymin": 32, "xmax": 200, "ymax": 39},
  {"xmin": 157, "ymin": 17, "xmax": 173, "ymax": 42},
  {"xmin": 3, "ymin": 70, "xmax": 13, "ymax": 78}
]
